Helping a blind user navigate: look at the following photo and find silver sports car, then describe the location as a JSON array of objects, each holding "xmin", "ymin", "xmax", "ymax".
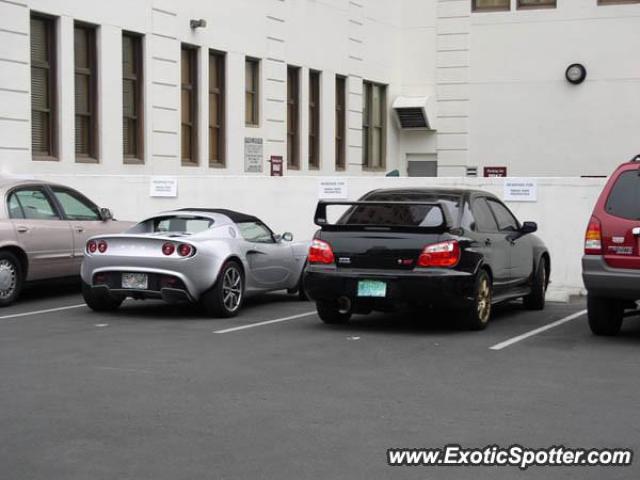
[{"xmin": 81, "ymin": 209, "xmax": 309, "ymax": 317}]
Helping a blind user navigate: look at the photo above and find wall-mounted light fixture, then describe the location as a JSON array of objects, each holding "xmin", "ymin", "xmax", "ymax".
[
  {"xmin": 190, "ymin": 18, "xmax": 207, "ymax": 29},
  {"xmin": 565, "ymin": 63, "xmax": 587, "ymax": 85}
]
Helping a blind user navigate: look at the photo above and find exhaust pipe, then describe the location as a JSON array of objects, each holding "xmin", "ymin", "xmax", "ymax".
[{"xmin": 337, "ymin": 296, "xmax": 352, "ymax": 315}]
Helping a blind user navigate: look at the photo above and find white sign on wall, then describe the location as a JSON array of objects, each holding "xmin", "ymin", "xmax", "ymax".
[
  {"xmin": 318, "ymin": 179, "xmax": 348, "ymax": 199},
  {"xmin": 504, "ymin": 178, "xmax": 537, "ymax": 202},
  {"xmin": 150, "ymin": 176, "xmax": 178, "ymax": 198},
  {"xmin": 244, "ymin": 137, "xmax": 263, "ymax": 173}
]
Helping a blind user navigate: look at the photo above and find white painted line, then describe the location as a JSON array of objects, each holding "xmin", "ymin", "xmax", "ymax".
[
  {"xmin": 0, "ymin": 303, "xmax": 86, "ymax": 320},
  {"xmin": 489, "ymin": 309, "xmax": 587, "ymax": 351},
  {"xmin": 214, "ymin": 311, "xmax": 316, "ymax": 334}
]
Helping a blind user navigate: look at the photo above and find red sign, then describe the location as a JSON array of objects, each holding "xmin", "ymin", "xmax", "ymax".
[
  {"xmin": 484, "ymin": 166, "xmax": 507, "ymax": 177},
  {"xmin": 269, "ymin": 156, "xmax": 283, "ymax": 176}
]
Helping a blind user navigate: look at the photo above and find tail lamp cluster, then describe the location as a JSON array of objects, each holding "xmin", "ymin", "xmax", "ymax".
[
  {"xmin": 86, "ymin": 240, "xmax": 108, "ymax": 254},
  {"xmin": 584, "ymin": 216, "xmax": 602, "ymax": 255},
  {"xmin": 162, "ymin": 242, "xmax": 195, "ymax": 257},
  {"xmin": 307, "ymin": 239, "xmax": 461, "ymax": 268}
]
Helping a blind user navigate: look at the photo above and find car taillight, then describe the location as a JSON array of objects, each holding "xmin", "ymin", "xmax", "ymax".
[
  {"xmin": 178, "ymin": 243, "xmax": 194, "ymax": 257},
  {"xmin": 87, "ymin": 240, "xmax": 97, "ymax": 254},
  {"xmin": 418, "ymin": 240, "xmax": 461, "ymax": 268},
  {"xmin": 584, "ymin": 217, "xmax": 602, "ymax": 255},
  {"xmin": 162, "ymin": 242, "xmax": 175, "ymax": 256},
  {"xmin": 308, "ymin": 239, "xmax": 335, "ymax": 265},
  {"xmin": 97, "ymin": 240, "xmax": 108, "ymax": 253}
]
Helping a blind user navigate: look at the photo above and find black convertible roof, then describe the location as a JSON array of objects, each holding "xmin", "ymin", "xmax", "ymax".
[{"xmin": 175, "ymin": 208, "xmax": 260, "ymax": 224}]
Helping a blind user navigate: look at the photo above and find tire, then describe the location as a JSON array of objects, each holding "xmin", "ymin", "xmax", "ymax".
[
  {"xmin": 316, "ymin": 301, "xmax": 351, "ymax": 324},
  {"xmin": 587, "ymin": 295, "xmax": 623, "ymax": 336},
  {"xmin": 0, "ymin": 250, "xmax": 24, "ymax": 307},
  {"xmin": 81, "ymin": 281, "xmax": 123, "ymax": 312},
  {"xmin": 523, "ymin": 258, "xmax": 547, "ymax": 311},
  {"xmin": 460, "ymin": 270, "xmax": 492, "ymax": 331},
  {"xmin": 200, "ymin": 261, "xmax": 244, "ymax": 318}
]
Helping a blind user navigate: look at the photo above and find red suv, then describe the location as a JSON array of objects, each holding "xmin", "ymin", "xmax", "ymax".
[{"xmin": 582, "ymin": 155, "xmax": 640, "ymax": 335}]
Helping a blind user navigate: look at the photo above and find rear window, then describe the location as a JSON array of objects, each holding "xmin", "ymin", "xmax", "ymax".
[
  {"xmin": 338, "ymin": 193, "xmax": 461, "ymax": 227},
  {"xmin": 136, "ymin": 216, "xmax": 214, "ymax": 234},
  {"xmin": 605, "ymin": 171, "xmax": 640, "ymax": 220}
]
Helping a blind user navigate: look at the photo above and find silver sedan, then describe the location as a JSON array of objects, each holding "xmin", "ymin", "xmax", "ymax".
[{"xmin": 81, "ymin": 209, "xmax": 310, "ymax": 317}]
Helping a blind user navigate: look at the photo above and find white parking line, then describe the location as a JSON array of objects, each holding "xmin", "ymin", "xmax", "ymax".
[
  {"xmin": 214, "ymin": 311, "xmax": 317, "ymax": 334},
  {"xmin": 0, "ymin": 304, "xmax": 86, "ymax": 321},
  {"xmin": 489, "ymin": 309, "xmax": 587, "ymax": 351}
]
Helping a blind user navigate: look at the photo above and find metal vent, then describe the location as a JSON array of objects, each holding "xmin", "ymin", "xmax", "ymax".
[
  {"xmin": 392, "ymin": 96, "xmax": 432, "ymax": 130},
  {"xmin": 466, "ymin": 166, "xmax": 478, "ymax": 177}
]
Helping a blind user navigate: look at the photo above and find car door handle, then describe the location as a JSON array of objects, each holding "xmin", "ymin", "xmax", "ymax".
[
  {"xmin": 484, "ymin": 238, "xmax": 492, "ymax": 246},
  {"xmin": 74, "ymin": 226, "xmax": 84, "ymax": 233},
  {"xmin": 16, "ymin": 226, "xmax": 29, "ymax": 233}
]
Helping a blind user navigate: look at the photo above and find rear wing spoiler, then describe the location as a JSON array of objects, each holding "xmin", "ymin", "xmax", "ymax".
[{"xmin": 313, "ymin": 200, "xmax": 454, "ymax": 232}]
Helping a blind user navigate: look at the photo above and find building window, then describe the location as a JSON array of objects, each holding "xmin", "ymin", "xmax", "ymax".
[
  {"xmin": 517, "ymin": 0, "xmax": 556, "ymax": 8},
  {"xmin": 309, "ymin": 70, "xmax": 320, "ymax": 169},
  {"xmin": 245, "ymin": 58, "xmax": 259, "ymax": 126},
  {"xmin": 209, "ymin": 50, "xmax": 225, "ymax": 167},
  {"xmin": 598, "ymin": 0, "xmax": 640, "ymax": 4},
  {"xmin": 335, "ymin": 75, "xmax": 346, "ymax": 171},
  {"xmin": 181, "ymin": 45, "xmax": 198, "ymax": 165},
  {"xmin": 362, "ymin": 81, "xmax": 386, "ymax": 170},
  {"xmin": 122, "ymin": 33, "xmax": 143, "ymax": 163},
  {"xmin": 287, "ymin": 66, "xmax": 299, "ymax": 169},
  {"xmin": 472, "ymin": 0, "xmax": 510, "ymax": 11},
  {"xmin": 74, "ymin": 23, "xmax": 98, "ymax": 161},
  {"xmin": 30, "ymin": 14, "xmax": 56, "ymax": 159}
]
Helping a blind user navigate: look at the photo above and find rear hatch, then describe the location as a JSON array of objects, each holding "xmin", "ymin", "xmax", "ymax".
[
  {"xmin": 601, "ymin": 167, "xmax": 640, "ymax": 269},
  {"xmin": 315, "ymin": 200, "xmax": 451, "ymax": 271}
]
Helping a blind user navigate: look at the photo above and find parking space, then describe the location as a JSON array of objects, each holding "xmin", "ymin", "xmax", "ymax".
[{"xmin": 1, "ymin": 289, "xmax": 639, "ymax": 480}]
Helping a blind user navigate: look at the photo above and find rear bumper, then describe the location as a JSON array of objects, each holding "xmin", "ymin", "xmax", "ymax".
[
  {"xmin": 89, "ymin": 284, "xmax": 194, "ymax": 303},
  {"xmin": 303, "ymin": 266, "xmax": 476, "ymax": 310},
  {"xmin": 582, "ymin": 255, "xmax": 640, "ymax": 300}
]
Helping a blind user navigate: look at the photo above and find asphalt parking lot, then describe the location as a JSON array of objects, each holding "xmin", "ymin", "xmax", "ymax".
[{"xmin": 1, "ymin": 283, "xmax": 639, "ymax": 480}]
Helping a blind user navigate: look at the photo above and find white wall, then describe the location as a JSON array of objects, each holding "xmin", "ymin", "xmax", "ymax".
[{"xmin": 18, "ymin": 173, "xmax": 606, "ymax": 302}]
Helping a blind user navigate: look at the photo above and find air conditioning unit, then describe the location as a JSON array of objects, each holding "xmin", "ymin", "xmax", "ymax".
[{"xmin": 392, "ymin": 96, "xmax": 432, "ymax": 130}]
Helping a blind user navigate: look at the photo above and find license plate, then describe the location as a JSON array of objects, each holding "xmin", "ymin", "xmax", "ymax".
[
  {"xmin": 357, "ymin": 280, "xmax": 387, "ymax": 298},
  {"xmin": 122, "ymin": 273, "xmax": 148, "ymax": 290}
]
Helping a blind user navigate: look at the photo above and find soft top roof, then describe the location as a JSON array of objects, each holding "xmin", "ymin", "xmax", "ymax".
[{"xmin": 174, "ymin": 208, "xmax": 260, "ymax": 224}]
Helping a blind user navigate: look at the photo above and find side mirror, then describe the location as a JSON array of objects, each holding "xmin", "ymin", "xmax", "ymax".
[
  {"xmin": 282, "ymin": 232, "xmax": 294, "ymax": 242},
  {"xmin": 99, "ymin": 207, "xmax": 113, "ymax": 222},
  {"xmin": 520, "ymin": 221, "xmax": 537, "ymax": 235}
]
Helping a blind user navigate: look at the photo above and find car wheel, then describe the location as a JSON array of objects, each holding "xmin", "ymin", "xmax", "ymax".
[
  {"xmin": 587, "ymin": 295, "xmax": 623, "ymax": 336},
  {"xmin": 523, "ymin": 259, "xmax": 547, "ymax": 311},
  {"xmin": 81, "ymin": 281, "xmax": 123, "ymax": 312},
  {"xmin": 461, "ymin": 270, "xmax": 492, "ymax": 331},
  {"xmin": 0, "ymin": 251, "xmax": 23, "ymax": 307},
  {"xmin": 316, "ymin": 301, "xmax": 351, "ymax": 324},
  {"xmin": 201, "ymin": 261, "xmax": 244, "ymax": 318}
]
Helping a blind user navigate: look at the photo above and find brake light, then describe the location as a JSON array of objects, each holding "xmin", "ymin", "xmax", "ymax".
[
  {"xmin": 97, "ymin": 240, "xmax": 108, "ymax": 253},
  {"xmin": 178, "ymin": 243, "xmax": 194, "ymax": 257},
  {"xmin": 308, "ymin": 239, "xmax": 335, "ymax": 264},
  {"xmin": 418, "ymin": 240, "xmax": 461, "ymax": 268},
  {"xmin": 162, "ymin": 242, "xmax": 175, "ymax": 256},
  {"xmin": 86, "ymin": 240, "xmax": 97, "ymax": 254},
  {"xmin": 584, "ymin": 217, "xmax": 602, "ymax": 255}
]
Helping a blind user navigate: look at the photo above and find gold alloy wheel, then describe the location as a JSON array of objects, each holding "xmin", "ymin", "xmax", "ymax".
[{"xmin": 476, "ymin": 276, "xmax": 491, "ymax": 324}]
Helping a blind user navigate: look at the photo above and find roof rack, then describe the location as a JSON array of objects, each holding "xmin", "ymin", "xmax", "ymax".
[{"xmin": 632, "ymin": 154, "xmax": 640, "ymax": 162}]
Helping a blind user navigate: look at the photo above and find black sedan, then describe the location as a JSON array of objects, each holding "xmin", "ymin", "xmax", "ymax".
[{"xmin": 303, "ymin": 188, "xmax": 550, "ymax": 330}]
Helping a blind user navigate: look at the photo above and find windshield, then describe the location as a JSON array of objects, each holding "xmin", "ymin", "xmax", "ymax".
[
  {"xmin": 338, "ymin": 192, "xmax": 462, "ymax": 227},
  {"xmin": 136, "ymin": 216, "xmax": 214, "ymax": 234}
]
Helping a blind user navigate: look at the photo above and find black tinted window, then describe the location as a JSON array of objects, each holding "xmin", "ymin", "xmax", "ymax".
[
  {"xmin": 487, "ymin": 200, "xmax": 519, "ymax": 232},
  {"xmin": 341, "ymin": 192, "xmax": 461, "ymax": 227},
  {"xmin": 472, "ymin": 198, "xmax": 498, "ymax": 232},
  {"xmin": 606, "ymin": 170, "xmax": 640, "ymax": 220}
]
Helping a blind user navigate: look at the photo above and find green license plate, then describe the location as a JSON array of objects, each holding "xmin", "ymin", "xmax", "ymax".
[{"xmin": 357, "ymin": 280, "xmax": 387, "ymax": 298}]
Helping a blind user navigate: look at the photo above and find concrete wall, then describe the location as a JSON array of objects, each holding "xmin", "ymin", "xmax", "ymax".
[{"xmin": 17, "ymin": 173, "xmax": 606, "ymax": 302}]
